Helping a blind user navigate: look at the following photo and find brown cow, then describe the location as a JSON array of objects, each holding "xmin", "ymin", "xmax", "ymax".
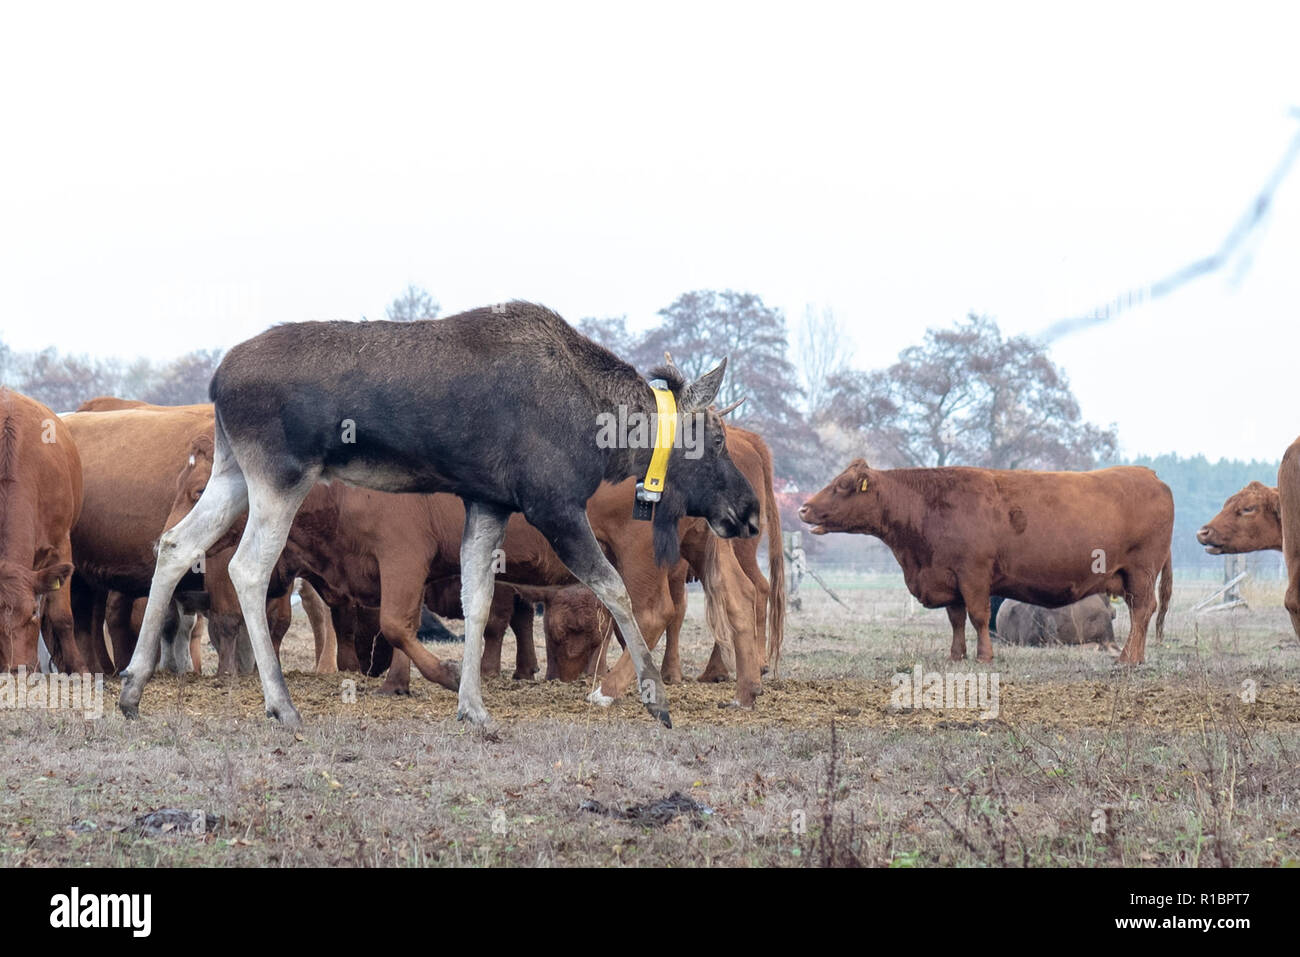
[
  {"xmin": 799, "ymin": 460, "xmax": 1174, "ymax": 664},
  {"xmin": 0, "ymin": 389, "xmax": 82, "ymax": 672},
  {"xmin": 589, "ymin": 425, "xmax": 785, "ymax": 699},
  {"xmin": 544, "ymin": 585, "xmax": 619, "ymax": 681},
  {"xmin": 1197, "ymin": 481, "xmax": 1282, "ymax": 554},
  {"xmin": 63, "ymin": 402, "xmax": 303, "ymax": 675},
  {"xmin": 1279, "ymin": 438, "xmax": 1300, "ymax": 640},
  {"xmin": 61, "ymin": 404, "xmax": 214, "ymax": 673}
]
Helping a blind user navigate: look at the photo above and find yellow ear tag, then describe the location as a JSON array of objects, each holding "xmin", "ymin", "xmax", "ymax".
[
  {"xmin": 51, "ymin": 579, "xmax": 60, "ymax": 590},
  {"xmin": 859, "ymin": 478, "xmax": 869, "ymax": 492}
]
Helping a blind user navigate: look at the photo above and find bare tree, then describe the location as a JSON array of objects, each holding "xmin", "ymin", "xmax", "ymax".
[
  {"xmin": 142, "ymin": 349, "xmax": 224, "ymax": 406},
  {"xmin": 828, "ymin": 314, "xmax": 1117, "ymax": 470},
  {"xmin": 796, "ymin": 304, "xmax": 853, "ymax": 420},
  {"xmin": 386, "ymin": 284, "xmax": 440, "ymax": 322}
]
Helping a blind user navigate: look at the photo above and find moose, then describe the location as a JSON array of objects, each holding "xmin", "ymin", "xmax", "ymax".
[{"xmin": 118, "ymin": 302, "xmax": 761, "ymax": 729}]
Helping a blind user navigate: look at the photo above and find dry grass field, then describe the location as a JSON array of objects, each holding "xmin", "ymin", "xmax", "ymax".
[{"xmin": 3, "ymin": 578, "xmax": 1299, "ymax": 867}]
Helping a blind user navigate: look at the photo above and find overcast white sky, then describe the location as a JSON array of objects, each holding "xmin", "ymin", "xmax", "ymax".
[{"xmin": 1, "ymin": 2, "xmax": 1297, "ymax": 462}]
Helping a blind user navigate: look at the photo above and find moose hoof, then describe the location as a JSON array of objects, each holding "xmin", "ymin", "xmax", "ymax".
[
  {"xmin": 645, "ymin": 702, "xmax": 673, "ymax": 729},
  {"xmin": 456, "ymin": 699, "xmax": 490, "ymax": 725},
  {"xmin": 587, "ymin": 688, "xmax": 615, "ymax": 708},
  {"xmin": 267, "ymin": 703, "xmax": 303, "ymax": 729}
]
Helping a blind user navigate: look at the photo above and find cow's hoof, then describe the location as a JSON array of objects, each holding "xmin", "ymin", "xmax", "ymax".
[
  {"xmin": 587, "ymin": 688, "xmax": 615, "ymax": 707},
  {"xmin": 118, "ymin": 700, "xmax": 139, "ymax": 720},
  {"xmin": 377, "ymin": 685, "xmax": 411, "ymax": 697},
  {"xmin": 267, "ymin": 703, "xmax": 302, "ymax": 729},
  {"xmin": 976, "ymin": 655, "xmax": 994, "ymax": 664},
  {"xmin": 696, "ymin": 671, "xmax": 729, "ymax": 684},
  {"xmin": 663, "ymin": 670, "xmax": 683, "ymax": 685},
  {"xmin": 949, "ymin": 653, "xmax": 966, "ymax": 663},
  {"xmin": 646, "ymin": 703, "xmax": 672, "ymax": 728}
]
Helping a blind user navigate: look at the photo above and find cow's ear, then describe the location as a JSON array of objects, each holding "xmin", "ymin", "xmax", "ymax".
[
  {"xmin": 33, "ymin": 562, "xmax": 74, "ymax": 595},
  {"xmin": 682, "ymin": 358, "xmax": 727, "ymax": 410}
]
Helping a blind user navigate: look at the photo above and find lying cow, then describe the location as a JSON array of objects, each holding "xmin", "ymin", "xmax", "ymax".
[
  {"xmin": 994, "ymin": 594, "xmax": 1116, "ymax": 647},
  {"xmin": 0, "ymin": 389, "xmax": 81, "ymax": 672},
  {"xmin": 1197, "ymin": 481, "xmax": 1282, "ymax": 554},
  {"xmin": 799, "ymin": 459, "xmax": 1174, "ymax": 664}
]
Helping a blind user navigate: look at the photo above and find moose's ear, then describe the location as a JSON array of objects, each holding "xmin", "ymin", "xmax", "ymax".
[
  {"xmin": 682, "ymin": 357, "xmax": 728, "ymax": 410},
  {"xmin": 33, "ymin": 562, "xmax": 74, "ymax": 595}
]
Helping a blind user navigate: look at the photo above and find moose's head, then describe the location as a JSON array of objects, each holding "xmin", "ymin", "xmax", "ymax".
[{"xmin": 644, "ymin": 356, "xmax": 760, "ymax": 566}]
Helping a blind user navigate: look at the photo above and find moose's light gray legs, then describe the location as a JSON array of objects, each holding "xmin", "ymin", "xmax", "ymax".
[
  {"xmin": 456, "ymin": 501, "xmax": 510, "ymax": 726},
  {"xmin": 119, "ymin": 450, "xmax": 249, "ymax": 718},
  {"xmin": 226, "ymin": 472, "xmax": 318, "ymax": 728}
]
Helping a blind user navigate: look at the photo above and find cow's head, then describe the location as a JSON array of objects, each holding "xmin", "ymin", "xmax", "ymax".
[
  {"xmin": 644, "ymin": 358, "xmax": 760, "ymax": 566},
  {"xmin": 0, "ymin": 559, "xmax": 73, "ymax": 672},
  {"xmin": 1197, "ymin": 481, "xmax": 1282, "ymax": 554},
  {"xmin": 798, "ymin": 458, "xmax": 877, "ymax": 535},
  {"xmin": 543, "ymin": 586, "xmax": 612, "ymax": 682},
  {"xmin": 163, "ymin": 433, "xmax": 216, "ymax": 533}
]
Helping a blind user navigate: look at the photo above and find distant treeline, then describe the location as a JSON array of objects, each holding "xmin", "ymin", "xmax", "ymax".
[
  {"xmin": 0, "ymin": 339, "xmax": 220, "ymax": 411},
  {"xmin": 1114, "ymin": 451, "xmax": 1284, "ymax": 573}
]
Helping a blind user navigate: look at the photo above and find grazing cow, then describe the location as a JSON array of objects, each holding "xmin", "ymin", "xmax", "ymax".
[
  {"xmin": 994, "ymin": 594, "xmax": 1116, "ymax": 647},
  {"xmin": 1197, "ymin": 481, "xmax": 1282, "ymax": 554},
  {"xmin": 1280, "ymin": 439, "xmax": 1300, "ymax": 640},
  {"xmin": 0, "ymin": 389, "xmax": 82, "ymax": 672},
  {"xmin": 124, "ymin": 303, "xmax": 761, "ymax": 729},
  {"xmin": 799, "ymin": 460, "xmax": 1174, "ymax": 664},
  {"xmin": 544, "ymin": 585, "xmax": 620, "ymax": 681}
]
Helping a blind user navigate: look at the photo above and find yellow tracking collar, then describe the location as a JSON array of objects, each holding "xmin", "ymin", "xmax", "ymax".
[{"xmin": 641, "ymin": 383, "xmax": 677, "ymax": 497}]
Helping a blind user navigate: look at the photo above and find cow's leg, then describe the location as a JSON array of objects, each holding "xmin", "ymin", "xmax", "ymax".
[
  {"xmin": 661, "ymin": 570, "xmax": 686, "ymax": 684},
  {"xmin": 376, "ymin": 570, "xmax": 459, "ymax": 695},
  {"xmin": 946, "ymin": 603, "xmax": 967, "ymax": 661},
  {"xmin": 70, "ymin": 579, "xmax": 111, "ymax": 674},
  {"xmin": 456, "ymin": 501, "xmax": 511, "ymax": 726},
  {"xmin": 119, "ymin": 453, "xmax": 249, "ymax": 718},
  {"xmin": 697, "ymin": 538, "xmax": 762, "ymax": 707},
  {"xmin": 154, "ymin": 600, "xmax": 183, "ymax": 674},
  {"xmin": 1117, "ymin": 569, "xmax": 1157, "ymax": 665},
  {"xmin": 331, "ymin": 605, "xmax": 363, "ymax": 672},
  {"xmin": 736, "ymin": 544, "xmax": 771, "ymax": 674},
  {"xmin": 1286, "ymin": 563, "xmax": 1300, "ymax": 644},
  {"xmin": 509, "ymin": 594, "xmax": 539, "ymax": 680},
  {"xmin": 268, "ymin": 593, "xmax": 292, "ymax": 660},
  {"xmin": 189, "ymin": 614, "xmax": 206, "ymax": 673},
  {"xmin": 299, "ymin": 581, "xmax": 338, "ymax": 674},
  {"xmin": 379, "ymin": 647, "xmax": 412, "ymax": 694},
  {"xmin": 223, "ymin": 473, "xmax": 319, "ymax": 727},
  {"xmin": 106, "ymin": 592, "xmax": 137, "ymax": 674},
  {"xmin": 44, "ymin": 545, "xmax": 86, "ymax": 673}
]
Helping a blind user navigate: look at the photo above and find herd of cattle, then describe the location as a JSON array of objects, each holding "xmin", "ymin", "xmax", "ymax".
[{"xmin": 2, "ymin": 303, "xmax": 1299, "ymax": 729}]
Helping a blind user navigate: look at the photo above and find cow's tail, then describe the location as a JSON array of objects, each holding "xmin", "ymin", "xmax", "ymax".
[
  {"xmin": 761, "ymin": 445, "xmax": 787, "ymax": 678},
  {"xmin": 1155, "ymin": 549, "xmax": 1173, "ymax": 643}
]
